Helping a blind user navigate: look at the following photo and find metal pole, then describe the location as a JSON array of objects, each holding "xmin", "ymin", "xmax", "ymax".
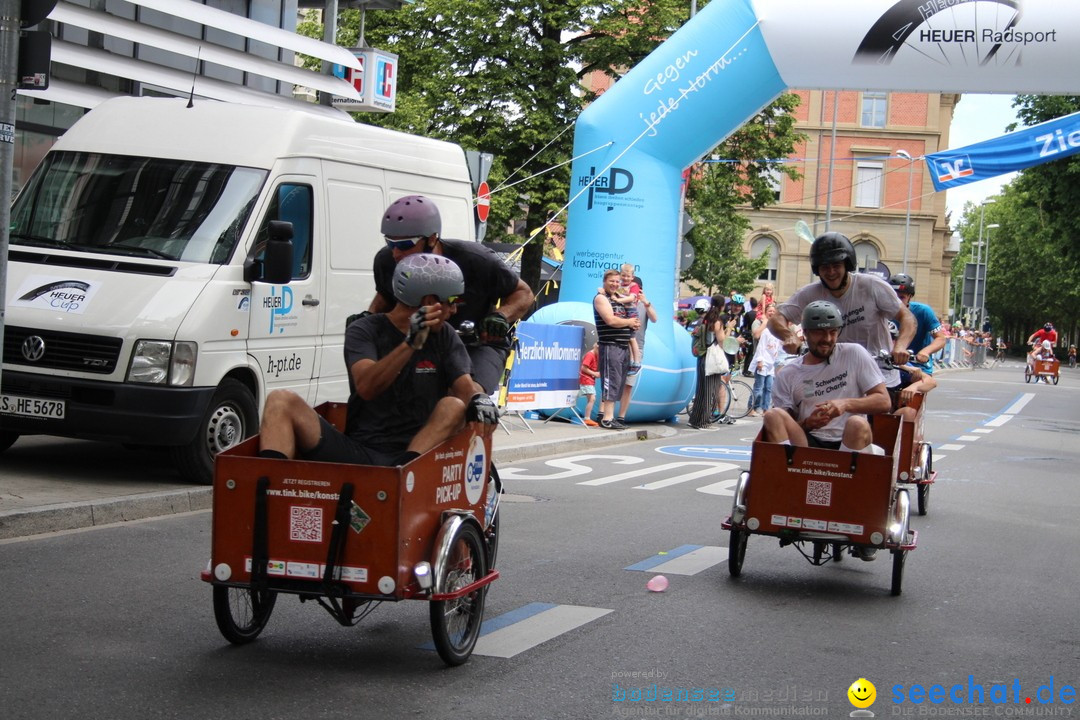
[
  {"xmin": 0, "ymin": 0, "xmax": 22, "ymax": 396},
  {"xmin": 824, "ymin": 91, "xmax": 838, "ymax": 231},
  {"xmin": 903, "ymin": 159, "xmax": 914, "ymax": 273},
  {"xmin": 980, "ymin": 224, "xmax": 998, "ymax": 331},
  {"xmin": 318, "ymin": 0, "xmax": 339, "ymax": 106},
  {"xmin": 975, "ymin": 203, "xmax": 986, "ymax": 328}
]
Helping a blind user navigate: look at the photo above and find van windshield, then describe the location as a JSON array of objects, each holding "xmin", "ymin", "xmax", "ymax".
[{"xmin": 11, "ymin": 151, "xmax": 267, "ymax": 264}]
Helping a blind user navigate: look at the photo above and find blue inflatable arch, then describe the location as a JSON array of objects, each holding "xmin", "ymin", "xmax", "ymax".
[{"xmin": 531, "ymin": 0, "xmax": 1080, "ymax": 420}]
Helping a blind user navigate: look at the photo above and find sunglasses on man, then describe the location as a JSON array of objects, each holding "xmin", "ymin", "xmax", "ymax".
[{"xmin": 384, "ymin": 235, "xmax": 426, "ymax": 251}]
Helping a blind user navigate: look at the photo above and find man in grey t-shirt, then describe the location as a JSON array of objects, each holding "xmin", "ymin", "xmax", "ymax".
[
  {"xmin": 768, "ymin": 232, "xmax": 915, "ymax": 388},
  {"xmin": 763, "ymin": 301, "xmax": 890, "ymax": 452}
]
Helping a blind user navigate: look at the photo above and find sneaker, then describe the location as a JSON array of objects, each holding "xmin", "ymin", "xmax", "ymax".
[
  {"xmin": 583, "ymin": 418, "xmax": 599, "ymax": 427},
  {"xmin": 615, "ymin": 416, "xmax": 628, "ymax": 425},
  {"xmin": 600, "ymin": 419, "xmax": 627, "ymax": 430}
]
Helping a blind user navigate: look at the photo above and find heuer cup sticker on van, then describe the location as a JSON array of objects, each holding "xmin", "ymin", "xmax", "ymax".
[
  {"xmin": 252, "ymin": 284, "xmax": 297, "ymax": 334},
  {"xmin": 464, "ymin": 434, "xmax": 487, "ymax": 505},
  {"xmin": 801, "ymin": 518, "xmax": 828, "ymax": 532},
  {"xmin": 12, "ymin": 276, "xmax": 101, "ymax": 315},
  {"xmin": 770, "ymin": 514, "xmax": 787, "ymax": 526}
]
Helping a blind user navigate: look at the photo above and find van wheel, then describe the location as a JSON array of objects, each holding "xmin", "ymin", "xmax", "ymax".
[
  {"xmin": 170, "ymin": 379, "xmax": 258, "ymax": 485},
  {"xmin": 0, "ymin": 431, "xmax": 19, "ymax": 453}
]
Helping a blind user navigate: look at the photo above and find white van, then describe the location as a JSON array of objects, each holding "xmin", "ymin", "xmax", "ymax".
[{"xmin": 1, "ymin": 96, "xmax": 478, "ymax": 483}]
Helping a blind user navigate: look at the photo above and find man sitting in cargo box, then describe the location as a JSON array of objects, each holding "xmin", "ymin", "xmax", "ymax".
[
  {"xmin": 368, "ymin": 195, "xmax": 535, "ymax": 395},
  {"xmin": 258, "ymin": 254, "xmax": 498, "ymax": 466}
]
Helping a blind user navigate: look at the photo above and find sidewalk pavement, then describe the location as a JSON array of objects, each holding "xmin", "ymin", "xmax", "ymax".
[{"xmin": 0, "ymin": 413, "xmax": 707, "ymax": 541}]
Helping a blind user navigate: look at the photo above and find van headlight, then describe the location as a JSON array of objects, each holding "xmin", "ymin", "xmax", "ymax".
[{"xmin": 127, "ymin": 340, "xmax": 197, "ymax": 386}]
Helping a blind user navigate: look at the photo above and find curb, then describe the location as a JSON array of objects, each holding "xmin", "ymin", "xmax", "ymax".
[{"xmin": 0, "ymin": 424, "xmax": 682, "ymax": 541}]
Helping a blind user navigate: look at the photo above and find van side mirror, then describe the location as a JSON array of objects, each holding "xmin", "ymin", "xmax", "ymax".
[
  {"xmin": 263, "ymin": 221, "xmax": 294, "ymax": 284},
  {"xmin": 246, "ymin": 221, "xmax": 294, "ymax": 284}
]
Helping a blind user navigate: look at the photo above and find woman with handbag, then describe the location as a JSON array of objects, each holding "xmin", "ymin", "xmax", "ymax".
[{"xmin": 689, "ymin": 296, "xmax": 729, "ymax": 428}]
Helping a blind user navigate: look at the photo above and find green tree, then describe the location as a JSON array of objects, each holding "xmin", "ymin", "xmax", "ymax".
[
  {"xmin": 682, "ymin": 93, "xmax": 805, "ymax": 296},
  {"xmin": 298, "ymin": 1, "xmax": 802, "ymax": 299},
  {"xmin": 953, "ymin": 95, "xmax": 1080, "ymax": 345}
]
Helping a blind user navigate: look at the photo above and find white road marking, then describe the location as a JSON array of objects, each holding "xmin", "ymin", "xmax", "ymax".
[
  {"xmin": 643, "ymin": 546, "xmax": 728, "ymax": 575},
  {"xmin": 578, "ymin": 461, "xmax": 719, "ymax": 487},
  {"xmin": 472, "ymin": 604, "xmax": 612, "ymax": 658},
  {"xmin": 499, "ymin": 455, "xmax": 643, "ymax": 480},
  {"xmin": 635, "ymin": 463, "xmax": 738, "ymax": 490}
]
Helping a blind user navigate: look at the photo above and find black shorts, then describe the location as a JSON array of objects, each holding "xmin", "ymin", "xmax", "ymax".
[
  {"xmin": 806, "ymin": 434, "xmax": 842, "ymax": 451},
  {"xmin": 469, "ymin": 343, "xmax": 510, "ymax": 396},
  {"xmin": 300, "ymin": 416, "xmax": 409, "ymax": 467}
]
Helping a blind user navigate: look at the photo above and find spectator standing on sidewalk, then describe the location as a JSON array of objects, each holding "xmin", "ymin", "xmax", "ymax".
[
  {"xmin": 593, "ymin": 269, "xmax": 640, "ymax": 430},
  {"xmin": 578, "ymin": 342, "xmax": 600, "ymax": 426},
  {"xmin": 689, "ymin": 295, "xmax": 727, "ymax": 428},
  {"xmin": 619, "ymin": 282, "xmax": 660, "ymax": 421},
  {"xmin": 748, "ymin": 305, "xmax": 782, "ymax": 416}
]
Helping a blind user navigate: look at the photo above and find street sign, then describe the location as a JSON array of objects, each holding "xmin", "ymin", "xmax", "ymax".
[{"xmin": 476, "ymin": 181, "xmax": 491, "ymax": 223}]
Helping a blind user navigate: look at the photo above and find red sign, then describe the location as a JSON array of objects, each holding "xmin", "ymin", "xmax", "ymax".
[{"xmin": 476, "ymin": 182, "xmax": 491, "ymax": 223}]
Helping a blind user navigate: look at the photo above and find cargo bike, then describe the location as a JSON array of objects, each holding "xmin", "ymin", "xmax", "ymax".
[
  {"xmin": 1025, "ymin": 357, "xmax": 1060, "ymax": 385},
  {"xmin": 892, "ymin": 391, "xmax": 935, "ymax": 516},
  {"xmin": 721, "ymin": 413, "xmax": 918, "ymax": 596},
  {"xmin": 202, "ymin": 402, "xmax": 501, "ymax": 666}
]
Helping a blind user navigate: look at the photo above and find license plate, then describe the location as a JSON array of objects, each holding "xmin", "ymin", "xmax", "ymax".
[{"xmin": 0, "ymin": 394, "xmax": 66, "ymax": 419}]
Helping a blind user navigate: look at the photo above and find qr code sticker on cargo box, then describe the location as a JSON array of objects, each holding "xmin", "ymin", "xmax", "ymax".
[
  {"xmin": 805, "ymin": 480, "xmax": 832, "ymax": 507},
  {"xmin": 290, "ymin": 505, "xmax": 323, "ymax": 543}
]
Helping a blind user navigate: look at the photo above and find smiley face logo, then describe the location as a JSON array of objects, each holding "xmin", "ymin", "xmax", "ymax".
[{"xmin": 848, "ymin": 678, "xmax": 877, "ymax": 709}]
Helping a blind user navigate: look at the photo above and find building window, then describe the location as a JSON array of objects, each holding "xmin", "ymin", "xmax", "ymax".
[
  {"xmin": 764, "ymin": 168, "xmax": 782, "ymax": 203},
  {"xmin": 750, "ymin": 236, "xmax": 778, "ymax": 281},
  {"xmin": 853, "ymin": 241, "xmax": 880, "ymax": 272},
  {"xmin": 861, "ymin": 91, "xmax": 887, "ymax": 128},
  {"xmin": 854, "ymin": 161, "xmax": 883, "ymax": 208}
]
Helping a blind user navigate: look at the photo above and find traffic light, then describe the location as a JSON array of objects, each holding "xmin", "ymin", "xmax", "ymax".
[{"xmin": 21, "ymin": 0, "xmax": 57, "ymax": 27}]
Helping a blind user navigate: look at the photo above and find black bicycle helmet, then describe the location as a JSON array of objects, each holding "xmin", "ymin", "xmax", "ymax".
[
  {"xmin": 392, "ymin": 253, "xmax": 464, "ymax": 306},
  {"xmin": 810, "ymin": 232, "xmax": 856, "ymax": 275},
  {"xmin": 802, "ymin": 300, "xmax": 844, "ymax": 330},
  {"xmin": 888, "ymin": 273, "xmax": 915, "ymax": 296},
  {"xmin": 1044, "ymin": 322, "xmax": 1054, "ymax": 332},
  {"xmin": 381, "ymin": 195, "xmax": 442, "ymax": 238}
]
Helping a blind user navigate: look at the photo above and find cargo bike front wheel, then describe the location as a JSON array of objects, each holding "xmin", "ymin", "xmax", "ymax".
[
  {"xmin": 429, "ymin": 518, "xmax": 489, "ymax": 666},
  {"xmin": 213, "ymin": 585, "xmax": 277, "ymax": 644}
]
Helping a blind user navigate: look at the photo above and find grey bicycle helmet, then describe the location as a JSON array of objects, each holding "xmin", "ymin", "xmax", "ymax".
[
  {"xmin": 802, "ymin": 300, "xmax": 844, "ymax": 330},
  {"xmin": 889, "ymin": 273, "xmax": 915, "ymax": 296},
  {"xmin": 381, "ymin": 195, "xmax": 441, "ymax": 238},
  {"xmin": 810, "ymin": 232, "xmax": 856, "ymax": 275},
  {"xmin": 392, "ymin": 253, "xmax": 464, "ymax": 307}
]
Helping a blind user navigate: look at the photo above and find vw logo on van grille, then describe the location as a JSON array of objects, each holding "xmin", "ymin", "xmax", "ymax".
[{"xmin": 21, "ymin": 335, "xmax": 46, "ymax": 362}]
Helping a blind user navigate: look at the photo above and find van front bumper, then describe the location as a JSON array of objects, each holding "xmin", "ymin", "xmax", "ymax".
[{"xmin": 0, "ymin": 371, "xmax": 216, "ymax": 446}]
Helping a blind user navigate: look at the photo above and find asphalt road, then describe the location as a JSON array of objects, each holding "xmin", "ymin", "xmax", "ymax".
[{"xmin": 2, "ymin": 363, "xmax": 1078, "ymax": 719}]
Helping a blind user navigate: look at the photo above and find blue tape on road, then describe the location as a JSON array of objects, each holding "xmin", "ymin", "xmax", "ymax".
[{"xmin": 624, "ymin": 544, "xmax": 703, "ymax": 571}]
